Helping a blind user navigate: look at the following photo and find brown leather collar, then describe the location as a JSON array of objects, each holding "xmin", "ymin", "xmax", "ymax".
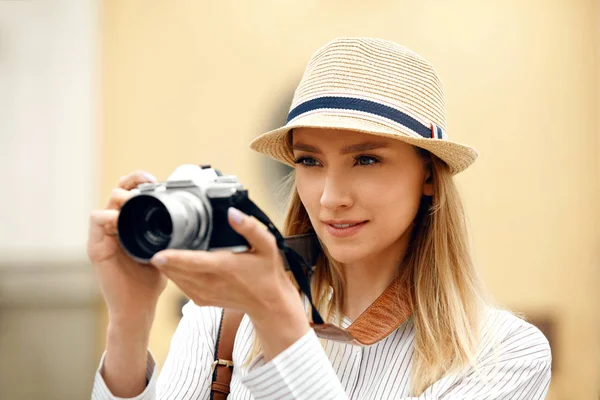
[{"xmin": 310, "ymin": 274, "xmax": 412, "ymax": 346}]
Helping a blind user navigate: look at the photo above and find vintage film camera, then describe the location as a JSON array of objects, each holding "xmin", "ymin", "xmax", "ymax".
[{"xmin": 117, "ymin": 164, "xmax": 250, "ymax": 263}]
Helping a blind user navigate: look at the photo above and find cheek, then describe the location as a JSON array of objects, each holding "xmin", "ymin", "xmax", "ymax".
[
  {"xmin": 295, "ymin": 172, "xmax": 321, "ymax": 218},
  {"xmin": 362, "ymin": 175, "xmax": 423, "ymax": 227}
]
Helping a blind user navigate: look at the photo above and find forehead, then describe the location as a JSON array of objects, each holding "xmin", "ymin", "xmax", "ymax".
[{"xmin": 290, "ymin": 127, "xmax": 408, "ymax": 152}]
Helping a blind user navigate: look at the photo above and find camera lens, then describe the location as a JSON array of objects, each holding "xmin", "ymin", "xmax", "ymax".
[
  {"xmin": 117, "ymin": 191, "xmax": 209, "ymax": 263},
  {"xmin": 144, "ymin": 207, "xmax": 173, "ymax": 246},
  {"xmin": 118, "ymin": 195, "xmax": 173, "ymax": 261}
]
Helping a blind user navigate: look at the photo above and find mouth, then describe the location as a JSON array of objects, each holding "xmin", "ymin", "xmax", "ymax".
[{"xmin": 322, "ymin": 220, "xmax": 368, "ymax": 237}]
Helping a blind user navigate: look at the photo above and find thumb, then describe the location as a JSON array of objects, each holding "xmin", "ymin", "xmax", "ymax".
[{"xmin": 227, "ymin": 207, "xmax": 277, "ymax": 255}]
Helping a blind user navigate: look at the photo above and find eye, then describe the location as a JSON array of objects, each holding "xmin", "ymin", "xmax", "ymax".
[
  {"xmin": 294, "ymin": 156, "xmax": 322, "ymax": 167},
  {"xmin": 354, "ymin": 155, "xmax": 381, "ymax": 166}
]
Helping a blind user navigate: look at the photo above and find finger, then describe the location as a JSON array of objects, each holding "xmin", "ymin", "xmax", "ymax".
[
  {"xmin": 117, "ymin": 170, "xmax": 157, "ymax": 191},
  {"xmin": 89, "ymin": 209, "xmax": 120, "ymax": 236},
  {"xmin": 155, "ymin": 265, "xmax": 187, "ymax": 285},
  {"xmin": 162, "ymin": 274, "xmax": 211, "ymax": 307},
  {"xmin": 158, "ymin": 265, "xmax": 233, "ymax": 309},
  {"xmin": 106, "ymin": 188, "xmax": 135, "ymax": 210},
  {"xmin": 149, "ymin": 249, "xmax": 220, "ymax": 273},
  {"xmin": 227, "ymin": 207, "xmax": 277, "ymax": 255},
  {"xmin": 90, "ymin": 209, "xmax": 119, "ymax": 226}
]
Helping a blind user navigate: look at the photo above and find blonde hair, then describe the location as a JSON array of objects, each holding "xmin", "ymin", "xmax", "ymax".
[{"xmin": 247, "ymin": 147, "xmax": 490, "ymax": 396}]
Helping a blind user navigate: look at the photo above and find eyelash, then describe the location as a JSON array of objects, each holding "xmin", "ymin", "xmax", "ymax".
[
  {"xmin": 354, "ymin": 155, "xmax": 381, "ymax": 166},
  {"xmin": 293, "ymin": 155, "xmax": 382, "ymax": 167}
]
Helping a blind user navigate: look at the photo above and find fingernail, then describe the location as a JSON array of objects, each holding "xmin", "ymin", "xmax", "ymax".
[
  {"xmin": 228, "ymin": 207, "xmax": 245, "ymax": 225},
  {"xmin": 144, "ymin": 172, "xmax": 157, "ymax": 182},
  {"xmin": 151, "ymin": 254, "xmax": 167, "ymax": 266}
]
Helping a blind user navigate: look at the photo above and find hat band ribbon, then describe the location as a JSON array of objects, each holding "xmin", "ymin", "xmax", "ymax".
[{"xmin": 287, "ymin": 96, "xmax": 444, "ymax": 139}]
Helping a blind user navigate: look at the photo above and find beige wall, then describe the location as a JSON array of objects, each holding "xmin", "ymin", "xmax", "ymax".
[{"xmin": 100, "ymin": 1, "xmax": 600, "ymax": 398}]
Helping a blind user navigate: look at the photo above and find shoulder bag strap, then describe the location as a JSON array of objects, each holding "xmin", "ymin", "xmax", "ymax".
[{"xmin": 210, "ymin": 308, "xmax": 245, "ymax": 400}]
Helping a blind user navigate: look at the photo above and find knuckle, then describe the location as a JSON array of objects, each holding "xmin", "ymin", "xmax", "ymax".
[
  {"xmin": 134, "ymin": 170, "xmax": 147, "ymax": 179},
  {"xmin": 265, "ymin": 233, "xmax": 277, "ymax": 248},
  {"xmin": 91, "ymin": 209, "xmax": 106, "ymax": 220},
  {"xmin": 242, "ymin": 219, "xmax": 254, "ymax": 233},
  {"xmin": 247, "ymin": 216, "xmax": 257, "ymax": 226},
  {"xmin": 105, "ymin": 221, "xmax": 117, "ymax": 234},
  {"xmin": 270, "ymin": 247, "xmax": 281, "ymax": 261},
  {"xmin": 111, "ymin": 188, "xmax": 124, "ymax": 198},
  {"xmin": 117, "ymin": 170, "xmax": 147, "ymax": 189},
  {"xmin": 249, "ymin": 221, "xmax": 263, "ymax": 237},
  {"xmin": 107, "ymin": 189, "xmax": 125, "ymax": 207},
  {"xmin": 117, "ymin": 175, "xmax": 130, "ymax": 189}
]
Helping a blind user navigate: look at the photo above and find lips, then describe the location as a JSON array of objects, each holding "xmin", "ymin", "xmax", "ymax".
[
  {"xmin": 322, "ymin": 220, "xmax": 368, "ymax": 238},
  {"xmin": 330, "ymin": 222, "xmax": 362, "ymax": 229}
]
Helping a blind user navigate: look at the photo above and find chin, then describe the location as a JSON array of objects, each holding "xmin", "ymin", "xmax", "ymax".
[{"xmin": 321, "ymin": 241, "xmax": 369, "ymax": 265}]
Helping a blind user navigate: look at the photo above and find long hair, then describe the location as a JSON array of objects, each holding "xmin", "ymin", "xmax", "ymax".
[{"xmin": 246, "ymin": 147, "xmax": 490, "ymax": 396}]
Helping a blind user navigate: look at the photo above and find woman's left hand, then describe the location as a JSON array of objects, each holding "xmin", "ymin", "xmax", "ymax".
[{"xmin": 149, "ymin": 207, "xmax": 304, "ymax": 324}]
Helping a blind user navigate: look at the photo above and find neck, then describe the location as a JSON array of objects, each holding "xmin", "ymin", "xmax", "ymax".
[{"xmin": 341, "ymin": 231, "xmax": 411, "ymax": 321}]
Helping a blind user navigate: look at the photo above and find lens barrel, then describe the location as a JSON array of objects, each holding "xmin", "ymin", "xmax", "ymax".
[{"xmin": 117, "ymin": 192, "xmax": 209, "ymax": 262}]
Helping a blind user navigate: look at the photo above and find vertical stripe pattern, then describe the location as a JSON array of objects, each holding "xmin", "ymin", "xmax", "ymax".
[{"xmin": 92, "ymin": 303, "xmax": 551, "ymax": 400}]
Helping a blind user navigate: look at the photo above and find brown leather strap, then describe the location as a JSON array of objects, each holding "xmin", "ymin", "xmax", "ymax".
[
  {"xmin": 311, "ymin": 274, "xmax": 412, "ymax": 346},
  {"xmin": 211, "ymin": 308, "xmax": 244, "ymax": 400},
  {"xmin": 346, "ymin": 274, "xmax": 411, "ymax": 344}
]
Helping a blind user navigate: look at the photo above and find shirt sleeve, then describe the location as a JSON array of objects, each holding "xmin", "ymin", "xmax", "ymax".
[
  {"xmin": 241, "ymin": 329, "xmax": 348, "ymax": 400},
  {"xmin": 91, "ymin": 351, "xmax": 157, "ymax": 400},
  {"xmin": 91, "ymin": 301, "xmax": 221, "ymax": 400}
]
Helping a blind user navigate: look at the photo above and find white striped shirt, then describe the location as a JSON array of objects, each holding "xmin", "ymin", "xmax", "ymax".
[{"xmin": 92, "ymin": 301, "xmax": 551, "ymax": 399}]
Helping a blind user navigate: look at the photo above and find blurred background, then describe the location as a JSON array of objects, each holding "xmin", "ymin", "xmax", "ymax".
[{"xmin": 0, "ymin": 0, "xmax": 598, "ymax": 399}]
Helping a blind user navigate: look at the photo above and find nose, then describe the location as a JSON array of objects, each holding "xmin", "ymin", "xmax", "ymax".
[{"xmin": 320, "ymin": 172, "xmax": 354, "ymax": 210}]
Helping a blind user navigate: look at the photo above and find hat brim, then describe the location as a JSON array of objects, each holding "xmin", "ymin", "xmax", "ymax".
[{"xmin": 250, "ymin": 113, "xmax": 477, "ymax": 175}]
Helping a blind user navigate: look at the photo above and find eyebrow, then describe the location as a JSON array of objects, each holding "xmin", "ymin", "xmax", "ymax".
[{"xmin": 292, "ymin": 141, "xmax": 390, "ymax": 155}]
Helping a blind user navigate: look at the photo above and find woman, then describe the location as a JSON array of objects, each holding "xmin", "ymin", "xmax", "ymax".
[{"xmin": 90, "ymin": 37, "xmax": 551, "ymax": 399}]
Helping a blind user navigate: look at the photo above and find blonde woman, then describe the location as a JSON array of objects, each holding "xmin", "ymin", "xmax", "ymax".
[{"xmin": 90, "ymin": 38, "xmax": 551, "ymax": 399}]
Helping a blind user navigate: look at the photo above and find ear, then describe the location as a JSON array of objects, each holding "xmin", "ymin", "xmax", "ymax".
[{"xmin": 422, "ymin": 168, "xmax": 434, "ymax": 197}]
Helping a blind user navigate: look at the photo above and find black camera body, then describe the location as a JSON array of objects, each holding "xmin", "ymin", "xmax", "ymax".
[{"xmin": 117, "ymin": 164, "xmax": 250, "ymax": 263}]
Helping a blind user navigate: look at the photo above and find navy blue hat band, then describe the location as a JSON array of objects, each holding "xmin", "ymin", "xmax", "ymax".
[{"xmin": 286, "ymin": 96, "xmax": 443, "ymax": 139}]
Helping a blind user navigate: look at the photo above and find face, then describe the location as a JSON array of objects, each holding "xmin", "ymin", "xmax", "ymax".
[{"xmin": 292, "ymin": 128, "xmax": 433, "ymax": 267}]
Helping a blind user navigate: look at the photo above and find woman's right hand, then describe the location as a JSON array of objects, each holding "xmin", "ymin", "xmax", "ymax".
[{"xmin": 87, "ymin": 170, "xmax": 168, "ymax": 328}]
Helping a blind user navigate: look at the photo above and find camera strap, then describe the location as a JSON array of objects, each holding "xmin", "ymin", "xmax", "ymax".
[
  {"xmin": 230, "ymin": 193, "xmax": 324, "ymax": 325},
  {"xmin": 229, "ymin": 192, "xmax": 413, "ymax": 346}
]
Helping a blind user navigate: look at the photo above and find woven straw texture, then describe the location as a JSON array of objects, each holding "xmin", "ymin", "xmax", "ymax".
[{"xmin": 250, "ymin": 37, "xmax": 478, "ymax": 174}]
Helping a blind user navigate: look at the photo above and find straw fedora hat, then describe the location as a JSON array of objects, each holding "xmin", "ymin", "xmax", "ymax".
[{"xmin": 250, "ymin": 37, "xmax": 477, "ymax": 174}]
